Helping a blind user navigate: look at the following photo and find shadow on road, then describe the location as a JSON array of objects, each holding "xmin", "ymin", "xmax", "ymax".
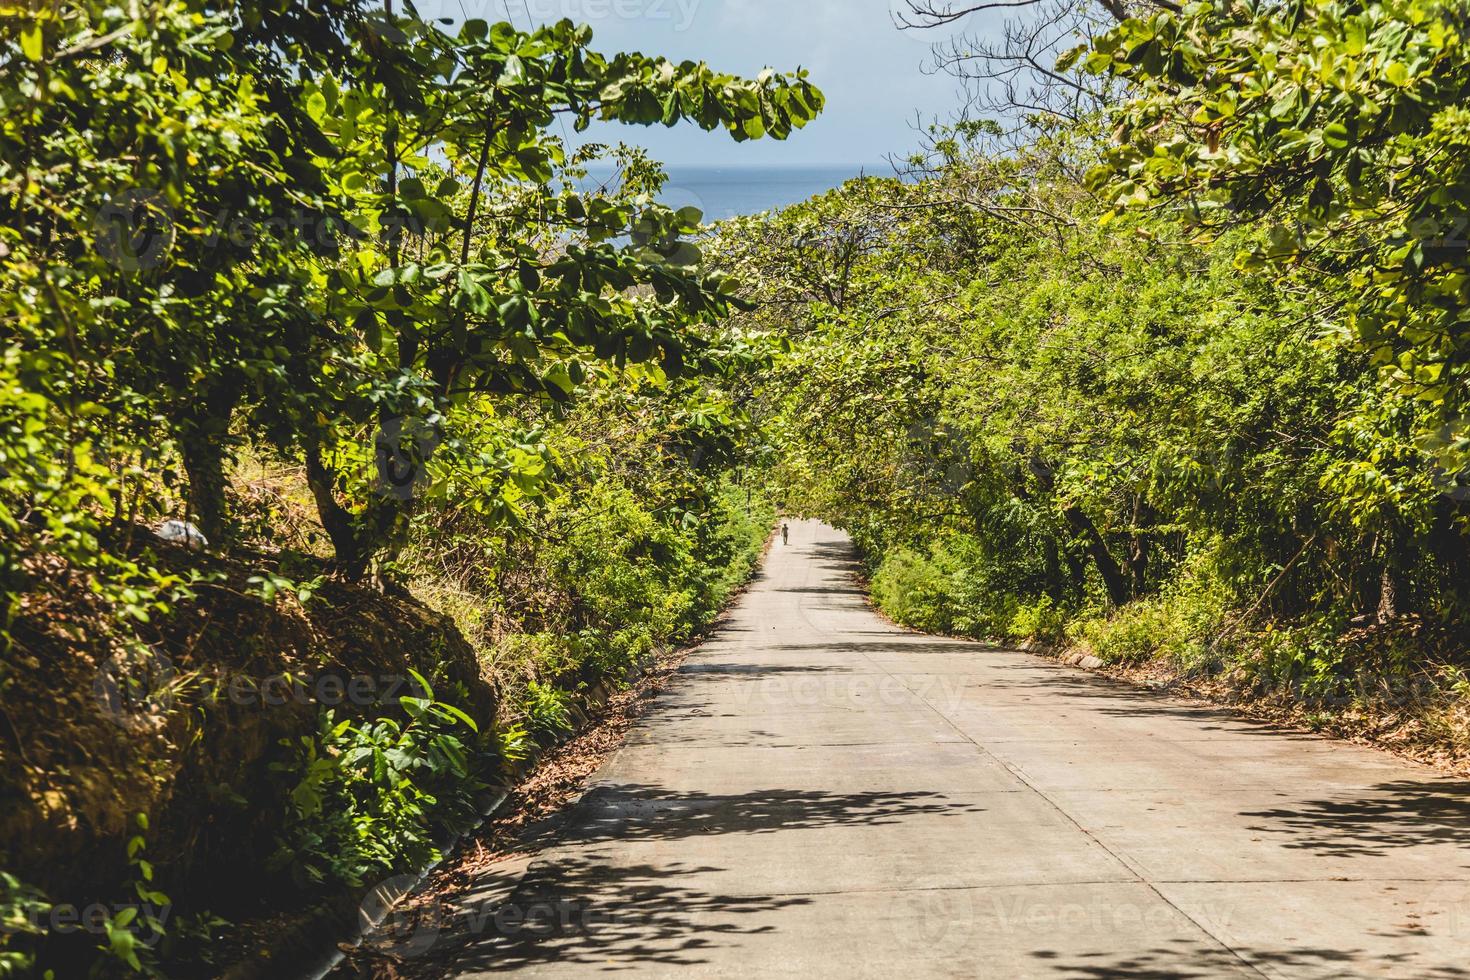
[
  {"xmin": 410, "ymin": 784, "xmax": 981, "ymax": 972},
  {"xmin": 1030, "ymin": 939, "xmax": 1470, "ymax": 978},
  {"xmin": 569, "ymin": 783, "xmax": 984, "ymax": 843},
  {"xmin": 678, "ymin": 661, "xmax": 844, "ymax": 675},
  {"xmin": 403, "ymin": 858, "xmax": 812, "ymax": 973},
  {"xmin": 1240, "ymin": 780, "xmax": 1470, "ymax": 860}
]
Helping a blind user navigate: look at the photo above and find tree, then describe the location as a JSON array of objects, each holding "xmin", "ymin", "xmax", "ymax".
[
  {"xmin": 1, "ymin": 0, "xmax": 361, "ymax": 591},
  {"xmin": 1079, "ymin": 0, "xmax": 1470, "ymax": 457},
  {"xmin": 893, "ymin": 0, "xmax": 1176, "ymax": 124},
  {"xmin": 0, "ymin": 1, "xmax": 825, "ymax": 589},
  {"xmin": 715, "ymin": 113, "xmax": 1470, "ymax": 626},
  {"xmin": 293, "ymin": 13, "xmax": 823, "ymax": 576}
]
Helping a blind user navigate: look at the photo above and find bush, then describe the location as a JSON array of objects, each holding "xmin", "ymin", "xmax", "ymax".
[
  {"xmin": 870, "ymin": 547, "xmax": 956, "ymax": 633},
  {"xmin": 523, "ymin": 681, "xmax": 575, "ymax": 735},
  {"xmin": 1079, "ymin": 567, "xmax": 1233, "ymax": 668},
  {"xmin": 268, "ymin": 674, "xmax": 485, "ymax": 891},
  {"xmin": 1005, "ymin": 597, "xmax": 1068, "ymax": 644},
  {"xmin": 411, "ymin": 475, "xmax": 773, "ymax": 737},
  {"xmin": 1078, "ymin": 600, "xmax": 1179, "ymax": 665},
  {"xmin": 867, "ymin": 529, "xmax": 1237, "ymax": 661},
  {"xmin": 869, "ymin": 535, "xmax": 1056, "ymax": 640}
]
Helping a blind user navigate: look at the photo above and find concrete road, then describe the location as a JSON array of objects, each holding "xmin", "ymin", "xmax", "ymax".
[{"xmin": 443, "ymin": 520, "xmax": 1470, "ymax": 978}]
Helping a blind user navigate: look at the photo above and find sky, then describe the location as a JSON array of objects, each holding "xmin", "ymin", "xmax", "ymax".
[{"xmin": 415, "ymin": 0, "xmax": 979, "ymax": 166}]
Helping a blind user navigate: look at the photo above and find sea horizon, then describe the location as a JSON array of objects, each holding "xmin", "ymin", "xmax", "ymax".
[{"xmin": 578, "ymin": 161, "xmax": 889, "ymax": 222}]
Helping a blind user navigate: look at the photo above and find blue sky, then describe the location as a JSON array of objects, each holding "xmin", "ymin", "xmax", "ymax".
[{"xmin": 417, "ymin": 0, "xmax": 976, "ymax": 166}]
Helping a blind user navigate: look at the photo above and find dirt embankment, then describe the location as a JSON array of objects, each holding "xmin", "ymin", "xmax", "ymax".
[{"xmin": 1, "ymin": 530, "xmax": 497, "ymax": 949}]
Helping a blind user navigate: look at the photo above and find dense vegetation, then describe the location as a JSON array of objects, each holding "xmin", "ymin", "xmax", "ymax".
[
  {"xmin": 715, "ymin": 0, "xmax": 1470, "ymax": 762},
  {"xmin": 0, "ymin": 2, "xmax": 800, "ymax": 974}
]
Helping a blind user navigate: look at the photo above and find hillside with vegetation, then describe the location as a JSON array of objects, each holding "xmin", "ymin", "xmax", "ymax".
[
  {"xmin": 716, "ymin": 0, "xmax": 1470, "ymax": 767},
  {"xmin": 0, "ymin": 3, "xmax": 802, "ymax": 974}
]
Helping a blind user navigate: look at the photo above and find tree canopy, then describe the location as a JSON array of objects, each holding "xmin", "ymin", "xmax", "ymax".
[{"xmin": 0, "ymin": 0, "xmax": 822, "ymax": 598}]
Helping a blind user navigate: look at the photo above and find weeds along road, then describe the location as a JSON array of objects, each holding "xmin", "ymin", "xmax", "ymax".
[{"xmin": 435, "ymin": 520, "xmax": 1470, "ymax": 978}]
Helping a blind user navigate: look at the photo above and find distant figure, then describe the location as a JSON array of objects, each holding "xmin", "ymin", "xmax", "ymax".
[{"xmin": 781, "ymin": 522, "xmax": 789, "ymax": 546}]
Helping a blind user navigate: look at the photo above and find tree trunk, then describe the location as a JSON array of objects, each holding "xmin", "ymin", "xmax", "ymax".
[
  {"xmin": 303, "ymin": 441, "xmax": 371, "ymax": 580},
  {"xmin": 1126, "ymin": 497, "xmax": 1162, "ymax": 599},
  {"xmin": 1128, "ymin": 534, "xmax": 1150, "ymax": 599},
  {"xmin": 1063, "ymin": 505, "xmax": 1133, "ymax": 608},
  {"xmin": 1065, "ymin": 549, "xmax": 1086, "ymax": 602},
  {"xmin": 181, "ymin": 435, "xmax": 228, "ymax": 543},
  {"xmin": 1043, "ymin": 537, "xmax": 1063, "ymax": 601},
  {"xmin": 179, "ymin": 376, "xmax": 243, "ymax": 544},
  {"xmin": 1027, "ymin": 454, "xmax": 1132, "ymax": 608},
  {"xmin": 1376, "ymin": 565, "xmax": 1398, "ymax": 624}
]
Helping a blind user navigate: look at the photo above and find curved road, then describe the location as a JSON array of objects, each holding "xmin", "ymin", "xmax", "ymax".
[{"xmin": 443, "ymin": 520, "xmax": 1470, "ymax": 978}]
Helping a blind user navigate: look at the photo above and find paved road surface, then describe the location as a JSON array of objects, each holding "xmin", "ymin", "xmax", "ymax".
[{"xmin": 442, "ymin": 520, "xmax": 1470, "ymax": 978}]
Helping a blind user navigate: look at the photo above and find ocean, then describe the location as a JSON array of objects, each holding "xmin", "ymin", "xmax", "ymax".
[{"xmin": 580, "ymin": 164, "xmax": 877, "ymax": 223}]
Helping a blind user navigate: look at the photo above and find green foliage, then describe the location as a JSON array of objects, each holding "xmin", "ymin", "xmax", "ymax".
[
  {"xmin": 492, "ymin": 721, "xmax": 534, "ymax": 765},
  {"xmin": 109, "ymin": 815, "xmax": 170, "ymax": 974},
  {"xmin": 1006, "ymin": 598, "xmax": 1069, "ymax": 646},
  {"xmin": 269, "ymin": 674, "xmax": 483, "ymax": 890},
  {"xmin": 1084, "ymin": 0, "xmax": 1470, "ymax": 450},
  {"xmin": 1, "ymin": 0, "xmax": 822, "ymax": 601},
  {"xmin": 424, "ymin": 470, "xmax": 774, "ymax": 731},
  {"xmin": 1065, "ymin": 543, "xmax": 1235, "ymax": 667},
  {"xmin": 1244, "ymin": 621, "xmax": 1357, "ymax": 701},
  {"xmin": 522, "ymin": 680, "xmax": 574, "ymax": 735},
  {"xmin": 868, "ymin": 538, "xmax": 1031, "ymax": 638},
  {"xmin": 870, "ymin": 547, "xmax": 958, "ymax": 634},
  {"xmin": 397, "ymin": 333, "xmax": 777, "ymax": 730},
  {"xmin": 0, "ymin": 872, "xmax": 47, "ymax": 978},
  {"xmin": 715, "ymin": 94, "xmax": 1470, "ymax": 711},
  {"xmin": 0, "ymin": 820, "xmax": 174, "ymax": 977}
]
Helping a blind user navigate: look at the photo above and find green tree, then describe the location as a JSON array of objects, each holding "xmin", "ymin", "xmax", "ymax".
[
  {"xmin": 0, "ymin": 1, "xmax": 823, "ymax": 593},
  {"xmin": 1078, "ymin": 0, "xmax": 1470, "ymax": 450}
]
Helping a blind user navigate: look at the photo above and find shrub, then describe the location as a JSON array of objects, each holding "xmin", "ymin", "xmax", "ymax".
[
  {"xmin": 269, "ymin": 674, "xmax": 484, "ymax": 891},
  {"xmin": 523, "ymin": 681, "xmax": 575, "ymax": 735},
  {"xmin": 871, "ymin": 547, "xmax": 956, "ymax": 633},
  {"xmin": 1006, "ymin": 597, "xmax": 1068, "ymax": 644},
  {"xmin": 869, "ymin": 535, "xmax": 1057, "ymax": 640}
]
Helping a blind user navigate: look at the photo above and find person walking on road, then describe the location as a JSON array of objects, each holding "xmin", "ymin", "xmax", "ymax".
[{"xmin": 781, "ymin": 522, "xmax": 790, "ymax": 546}]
